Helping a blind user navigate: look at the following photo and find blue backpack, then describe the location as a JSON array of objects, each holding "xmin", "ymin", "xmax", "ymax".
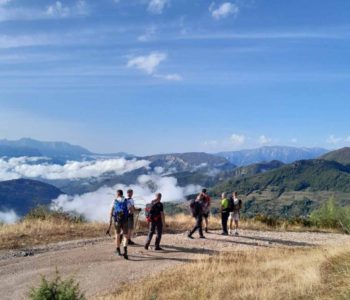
[{"xmin": 113, "ymin": 199, "xmax": 129, "ymax": 223}]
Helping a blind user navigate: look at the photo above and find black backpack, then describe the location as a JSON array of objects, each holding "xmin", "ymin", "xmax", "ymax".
[
  {"xmin": 227, "ymin": 197, "xmax": 234, "ymax": 213},
  {"xmin": 145, "ymin": 201, "xmax": 161, "ymax": 222}
]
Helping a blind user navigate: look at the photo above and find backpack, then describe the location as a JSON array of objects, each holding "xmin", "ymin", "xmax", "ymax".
[
  {"xmin": 145, "ymin": 201, "xmax": 161, "ymax": 223},
  {"xmin": 190, "ymin": 199, "xmax": 203, "ymax": 217},
  {"xmin": 113, "ymin": 199, "xmax": 129, "ymax": 223},
  {"xmin": 227, "ymin": 197, "xmax": 234, "ymax": 213}
]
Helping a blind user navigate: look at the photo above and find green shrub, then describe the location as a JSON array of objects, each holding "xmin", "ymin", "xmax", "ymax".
[
  {"xmin": 24, "ymin": 205, "xmax": 86, "ymax": 223},
  {"xmin": 310, "ymin": 198, "xmax": 350, "ymax": 233},
  {"xmin": 29, "ymin": 271, "xmax": 85, "ymax": 300}
]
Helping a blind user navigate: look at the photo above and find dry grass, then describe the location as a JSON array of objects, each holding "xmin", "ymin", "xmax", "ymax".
[
  {"xmin": 100, "ymin": 244, "xmax": 350, "ymax": 300},
  {"xmin": 0, "ymin": 219, "xmax": 106, "ymax": 250},
  {"xmin": 0, "ymin": 213, "xmax": 336, "ymax": 251}
]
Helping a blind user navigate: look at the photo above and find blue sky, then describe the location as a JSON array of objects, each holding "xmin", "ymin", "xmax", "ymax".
[{"xmin": 0, "ymin": 0, "xmax": 350, "ymax": 155}]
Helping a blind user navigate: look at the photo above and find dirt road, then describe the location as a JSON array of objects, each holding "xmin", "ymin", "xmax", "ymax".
[{"xmin": 0, "ymin": 230, "xmax": 348, "ymax": 299}]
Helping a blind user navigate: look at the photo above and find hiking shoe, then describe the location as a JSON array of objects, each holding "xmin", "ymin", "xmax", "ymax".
[
  {"xmin": 128, "ymin": 240, "xmax": 136, "ymax": 246},
  {"xmin": 221, "ymin": 232, "xmax": 228, "ymax": 236},
  {"xmin": 155, "ymin": 247, "xmax": 163, "ymax": 251},
  {"xmin": 235, "ymin": 232, "xmax": 239, "ymax": 236},
  {"xmin": 123, "ymin": 253, "xmax": 129, "ymax": 260},
  {"xmin": 199, "ymin": 236, "xmax": 206, "ymax": 239},
  {"xmin": 115, "ymin": 248, "xmax": 122, "ymax": 256},
  {"xmin": 144, "ymin": 244, "xmax": 149, "ymax": 250},
  {"xmin": 187, "ymin": 235, "xmax": 194, "ymax": 239},
  {"xmin": 205, "ymin": 228, "xmax": 208, "ymax": 233}
]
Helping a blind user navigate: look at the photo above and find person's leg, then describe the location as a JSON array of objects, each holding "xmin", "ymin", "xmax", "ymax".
[
  {"xmin": 122, "ymin": 222, "xmax": 129, "ymax": 259},
  {"xmin": 115, "ymin": 224, "xmax": 122, "ymax": 256},
  {"xmin": 221, "ymin": 213, "xmax": 226, "ymax": 234},
  {"xmin": 196, "ymin": 215, "xmax": 204, "ymax": 237},
  {"xmin": 188, "ymin": 216, "xmax": 199, "ymax": 237},
  {"xmin": 155, "ymin": 220, "xmax": 163, "ymax": 249},
  {"xmin": 235, "ymin": 219, "xmax": 239, "ymax": 235},
  {"xmin": 128, "ymin": 214, "xmax": 135, "ymax": 245},
  {"xmin": 229, "ymin": 214, "xmax": 233, "ymax": 234},
  {"xmin": 222, "ymin": 212, "xmax": 229, "ymax": 234},
  {"xmin": 204, "ymin": 215, "xmax": 209, "ymax": 233},
  {"xmin": 145, "ymin": 222, "xmax": 156, "ymax": 249}
]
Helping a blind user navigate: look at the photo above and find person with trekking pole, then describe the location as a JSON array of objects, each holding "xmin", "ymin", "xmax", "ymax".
[
  {"xmin": 220, "ymin": 192, "xmax": 229, "ymax": 235},
  {"xmin": 106, "ymin": 190, "xmax": 129, "ymax": 260},
  {"xmin": 228, "ymin": 191, "xmax": 243, "ymax": 236},
  {"xmin": 125, "ymin": 189, "xmax": 142, "ymax": 245},
  {"xmin": 144, "ymin": 193, "xmax": 165, "ymax": 251},
  {"xmin": 188, "ymin": 194, "xmax": 205, "ymax": 239}
]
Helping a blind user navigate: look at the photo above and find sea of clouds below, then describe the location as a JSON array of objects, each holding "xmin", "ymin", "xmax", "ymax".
[{"xmin": 0, "ymin": 157, "xmax": 202, "ymax": 223}]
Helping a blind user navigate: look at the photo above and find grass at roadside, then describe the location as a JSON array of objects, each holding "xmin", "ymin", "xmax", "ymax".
[
  {"xmin": 0, "ymin": 213, "xmax": 337, "ymax": 250},
  {"xmin": 100, "ymin": 244, "xmax": 350, "ymax": 300}
]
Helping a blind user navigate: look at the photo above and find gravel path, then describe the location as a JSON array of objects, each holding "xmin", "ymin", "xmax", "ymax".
[{"xmin": 0, "ymin": 230, "xmax": 348, "ymax": 300}]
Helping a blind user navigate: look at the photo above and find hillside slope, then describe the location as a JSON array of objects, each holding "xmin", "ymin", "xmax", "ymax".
[
  {"xmin": 321, "ymin": 147, "xmax": 350, "ymax": 165},
  {"xmin": 0, "ymin": 179, "xmax": 63, "ymax": 215}
]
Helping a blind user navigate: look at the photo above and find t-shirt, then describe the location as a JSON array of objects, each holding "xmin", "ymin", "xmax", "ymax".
[
  {"xmin": 151, "ymin": 201, "xmax": 164, "ymax": 219},
  {"xmin": 233, "ymin": 198, "xmax": 241, "ymax": 212},
  {"xmin": 125, "ymin": 197, "xmax": 135, "ymax": 213},
  {"xmin": 221, "ymin": 198, "xmax": 229, "ymax": 212}
]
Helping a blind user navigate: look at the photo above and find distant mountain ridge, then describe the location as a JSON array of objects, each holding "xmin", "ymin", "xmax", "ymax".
[
  {"xmin": 321, "ymin": 147, "xmax": 350, "ymax": 166},
  {"xmin": 216, "ymin": 146, "xmax": 328, "ymax": 166}
]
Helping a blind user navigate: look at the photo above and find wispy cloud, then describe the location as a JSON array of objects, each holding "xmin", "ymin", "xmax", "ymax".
[
  {"xmin": 326, "ymin": 134, "xmax": 350, "ymax": 146},
  {"xmin": 138, "ymin": 25, "xmax": 157, "ymax": 42},
  {"xmin": 147, "ymin": 0, "xmax": 169, "ymax": 14},
  {"xmin": 0, "ymin": 0, "xmax": 88, "ymax": 22},
  {"xmin": 127, "ymin": 51, "xmax": 167, "ymax": 74},
  {"xmin": 127, "ymin": 51, "xmax": 182, "ymax": 81},
  {"xmin": 230, "ymin": 133, "xmax": 246, "ymax": 146},
  {"xmin": 258, "ymin": 135, "xmax": 272, "ymax": 145},
  {"xmin": 209, "ymin": 2, "xmax": 239, "ymax": 20}
]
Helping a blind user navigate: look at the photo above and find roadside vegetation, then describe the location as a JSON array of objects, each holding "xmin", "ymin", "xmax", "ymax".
[
  {"xmin": 101, "ymin": 244, "xmax": 350, "ymax": 300},
  {"xmin": 1, "ymin": 198, "xmax": 348, "ymax": 250}
]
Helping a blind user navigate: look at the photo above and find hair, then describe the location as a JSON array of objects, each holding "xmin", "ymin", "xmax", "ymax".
[
  {"xmin": 156, "ymin": 192, "xmax": 162, "ymax": 199},
  {"xmin": 234, "ymin": 191, "xmax": 238, "ymax": 197},
  {"xmin": 127, "ymin": 189, "xmax": 133, "ymax": 193},
  {"xmin": 221, "ymin": 192, "xmax": 226, "ymax": 198},
  {"xmin": 117, "ymin": 190, "xmax": 123, "ymax": 196},
  {"xmin": 202, "ymin": 189, "xmax": 207, "ymax": 194}
]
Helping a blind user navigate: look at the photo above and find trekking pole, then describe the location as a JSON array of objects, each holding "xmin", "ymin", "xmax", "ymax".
[{"xmin": 134, "ymin": 210, "xmax": 141, "ymax": 238}]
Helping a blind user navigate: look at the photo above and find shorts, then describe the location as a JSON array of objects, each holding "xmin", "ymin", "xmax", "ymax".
[
  {"xmin": 203, "ymin": 212, "xmax": 209, "ymax": 219},
  {"xmin": 114, "ymin": 221, "xmax": 128, "ymax": 235},
  {"xmin": 128, "ymin": 214, "xmax": 134, "ymax": 230},
  {"xmin": 229, "ymin": 212, "xmax": 240, "ymax": 222}
]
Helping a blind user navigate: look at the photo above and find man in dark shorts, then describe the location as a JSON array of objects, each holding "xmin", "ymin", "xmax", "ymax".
[
  {"xmin": 188, "ymin": 195, "xmax": 205, "ymax": 239},
  {"xmin": 126, "ymin": 189, "xmax": 141, "ymax": 245},
  {"xmin": 107, "ymin": 190, "xmax": 129, "ymax": 259},
  {"xmin": 201, "ymin": 189, "xmax": 211, "ymax": 233},
  {"xmin": 145, "ymin": 193, "xmax": 165, "ymax": 251}
]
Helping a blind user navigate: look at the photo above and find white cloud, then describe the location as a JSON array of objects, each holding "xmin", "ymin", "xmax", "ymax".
[
  {"xmin": 154, "ymin": 73, "xmax": 183, "ymax": 81},
  {"xmin": 291, "ymin": 138, "xmax": 298, "ymax": 144},
  {"xmin": 52, "ymin": 174, "xmax": 201, "ymax": 222},
  {"xmin": 230, "ymin": 134, "xmax": 245, "ymax": 146},
  {"xmin": 326, "ymin": 135, "xmax": 342, "ymax": 145},
  {"xmin": 209, "ymin": 2, "xmax": 239, "ymax": 20},
  {"xmin": 138, "ymin": 25, "xmax": 157, "ymax": 42},
  {"xmin": 46, "ymin": 0, "xmax": 87, "ymax": 18},
  {"xmin": 0, "ymin": 157, "xmax": 150, "ymax": 181},
  {"xmin": 0, "ymin": 210, "xmax": 19, "ymax": 224},
  {"xmin": 148, "ymin": 0, "xmax": 169, "ymax": 14},
  {"xmin": 258, "ymin": 135, "xmax": 272, "ymax": 145},
  {"xmin": 127, "ymin": 51, "xmax": 167, "ymax": 74}
]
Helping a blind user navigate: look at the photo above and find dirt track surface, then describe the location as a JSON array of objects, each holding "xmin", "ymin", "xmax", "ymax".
[{"xmin": 1, "ymin": 230, "xmax": 349, "ymax": 300}]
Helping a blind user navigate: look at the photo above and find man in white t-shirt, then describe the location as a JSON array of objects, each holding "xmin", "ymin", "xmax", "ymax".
[
  {"xmin": 229, "ymin": 192, "xmax": 242, "ymax": 236},
  {"xmin": 125, "ymin": 189, "xmax": 141, "ymax": 245}
]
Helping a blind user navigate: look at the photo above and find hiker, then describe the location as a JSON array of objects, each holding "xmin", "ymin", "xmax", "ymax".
[
  {"xmin": 188, "ymin": 195, "xmax": 205, "ymax": 239},
  {"xmin": 126, "ymin": 189, "xmax": 141, "ymax": 245},
  {"xmin": 220, "ymin": 192, "xmax": 229, "ymax": 235},
  {"xmin": 201, "ymin": 189, "xmax": 211, "ymax": 233},
  {"xmin": 106, "ymin": 189, "xmax": 129, "ymax": 260},
  {"xmin": 228, "ymin": 191, "xmax": 243, "ymax": 236},
  {"xmin": 144, "ymin": 193, "xmax": 165, "ymax": 251}
]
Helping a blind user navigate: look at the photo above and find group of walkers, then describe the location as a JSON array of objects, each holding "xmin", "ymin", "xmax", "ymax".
[{"xmin": 107, "ymin": 188, "xmax": 242, "ymax": 260}]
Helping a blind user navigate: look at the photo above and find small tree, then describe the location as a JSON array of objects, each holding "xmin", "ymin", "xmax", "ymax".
[{"xmin": 29, "ymin": 270, "xmax": 85, "ymax": 300}]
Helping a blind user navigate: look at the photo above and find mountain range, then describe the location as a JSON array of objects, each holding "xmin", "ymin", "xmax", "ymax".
[{"xmin": 216, "ymin": 146, "xmax": 328, "ymax": 166}]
